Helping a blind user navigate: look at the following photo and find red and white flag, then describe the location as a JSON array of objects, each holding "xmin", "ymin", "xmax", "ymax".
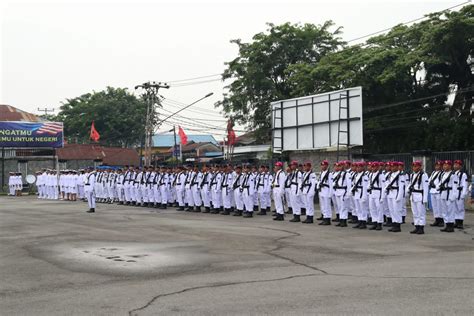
[
  {"xmin": 178, "ymin": 126, "xmax": 188, "ymax": 145},
  {"xmin": 90, "ymin": 121, "xmax": 100, "ymax": 142}
]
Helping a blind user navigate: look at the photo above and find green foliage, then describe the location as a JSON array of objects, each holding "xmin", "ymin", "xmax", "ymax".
[
  {"xmin": 218, "ymin": 5, "xmax": 474, "ymax": 152},
  {"xmin": 55, "ymin": 87, "xmax": 147, "ymax": 147}
]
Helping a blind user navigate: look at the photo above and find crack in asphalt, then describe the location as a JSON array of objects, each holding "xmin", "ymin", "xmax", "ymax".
[{"xmin": 127, "ymin": 272, "xmax": 318, "ymax": 316}]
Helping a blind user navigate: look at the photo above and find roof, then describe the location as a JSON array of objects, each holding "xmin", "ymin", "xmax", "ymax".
[
  {"xmin": 0, "ymin": 104, "xmax": 43, "ymax": 122},
  {"xmin": 57, "ymin": 144, "xmax": 139, "ymax": 166},
  {"xmin": 235, "ymin": 131, "xmax": 257, "ymax": 146},
  {"xmin": 166, "ymin": 141, "xmax": 221, "ymax": 153},
  {"xmin": 152, "ymin": 134, "xmax": 218, "ymax": 147}
]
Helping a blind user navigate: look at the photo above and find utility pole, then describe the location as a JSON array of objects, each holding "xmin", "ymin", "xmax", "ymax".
[
  {"xmin": 37, "ymin": 107, "xmax": 55, "ymax": 116},
  {"xmin": 135, "ymin": 81, "xmax": 169, "ymax": 166}
]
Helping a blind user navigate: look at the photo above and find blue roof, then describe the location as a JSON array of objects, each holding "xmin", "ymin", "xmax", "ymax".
[{"xmin": 152, "ymin": 134, "xmax": 218, "ymax": 147}]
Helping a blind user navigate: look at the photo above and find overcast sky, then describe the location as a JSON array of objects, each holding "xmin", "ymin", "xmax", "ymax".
[{"xmin": 0, "ymin": 0, "xmax": 465, "ymax": 139}]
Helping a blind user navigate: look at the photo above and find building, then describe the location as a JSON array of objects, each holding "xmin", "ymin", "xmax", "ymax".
[
  {"xmin": 151, "ymin": 133, "xmax": 220, "ymax": 161},
  {"xmin": 0, "ymin": 104, "xmax": 43, "ymax": 122},
  {"xmin": 166, "ymin": 140, "xmax": 222, "ymax": 162},
  {"xmin": 227, "ymin": 132, "xmax": 271, "ymax": 161}
]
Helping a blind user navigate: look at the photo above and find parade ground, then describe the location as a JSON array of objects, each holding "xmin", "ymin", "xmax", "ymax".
[{"xmin": 1, "ymin": 196, "xmax": 473, "ymax": 315}]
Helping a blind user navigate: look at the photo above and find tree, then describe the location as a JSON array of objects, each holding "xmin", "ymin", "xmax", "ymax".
[
  {"xmin": 216, "ymin": 22, "xmax": 344, "ymax": 143},
  {"xmin": 55, "ymin": 87, "xmax": 147, "ymax": 147}
]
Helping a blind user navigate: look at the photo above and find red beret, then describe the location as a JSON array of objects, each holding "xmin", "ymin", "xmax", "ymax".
[
  {"xmin": 454, "ymin": 160, "xmax": 463, "ymax": 165},
  {"xmin": 320, "ymin": 160, "xmax": 329, "ymax": 166},
  {"xmin": 444, "ymin": 160, "xmax": 453, "ymax": 166},
  {"xmin": 275, "ymin": 161, "xmax": 283, "ymax": 167},
  {"xmin": 304, "ymin": 161, "xmax": 312, "ymax": 167},
  {"xmin": 435, "ymin": 161, "xmax": 443, "ymax": 165},
  {"xmin": 290, "ymin": 160, "xmax": 298, "ymax": 166},
  {"xmin": 412, "ymin": 161, "xmax": 422, "ymax": 167}
]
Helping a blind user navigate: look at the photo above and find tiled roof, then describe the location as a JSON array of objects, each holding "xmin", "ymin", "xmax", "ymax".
[
  {"xmin": 0, "ymin": 104, "xmax": 43, "ymax": 122},
  {"xmin": 152, "ymin": 134, "xmax": 218, "ymax": 147},
  {"xmin": 57, "ymin": 144, "xmax": 139, "ymax": 166}
]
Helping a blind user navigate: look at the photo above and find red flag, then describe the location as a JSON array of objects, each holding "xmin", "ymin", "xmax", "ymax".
[
  {"xmin": 227, "ymin": 119, "xmax": 236, "ymax": 145},
  {"xmin": 178, "ymin": 126, "xmax": 187, "ymax": 145},
  {"xmin": 90, "ymin": 121, "xmax": 100, "ymax": 142}
]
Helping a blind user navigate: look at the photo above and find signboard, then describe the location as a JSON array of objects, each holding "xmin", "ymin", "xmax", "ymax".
[
  {"xmin": 272, "ymin": 87, "xmax": 363, "ymax": 152},
  {"xmin": 0, "ymin": 121, "xmax": 64, "ymax": 148}
]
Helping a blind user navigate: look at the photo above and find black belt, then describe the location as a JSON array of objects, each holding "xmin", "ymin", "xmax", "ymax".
[
  {"xmin": 371, "ymin": 187, "xmax": 381, "ymax": 191},
  {"xmin": 176, "ymin": 183, "xmax": 181, "ymax": 185},
  {"xmin": 334, "ymin": 185, "xmax": 346, "ymax": 189},
  {"xmin": 320, "ymin": 184, "xmax": 329, "ymax": 188},
  {"xmin": 85, "ymin": 184, "xmax": 90, "ymax": 186},
  {"xmin": 411, "ymin": 189, "xmax": 423, "ymax": 193}
]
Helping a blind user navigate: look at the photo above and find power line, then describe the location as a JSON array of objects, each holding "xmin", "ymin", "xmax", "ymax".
[
  {"xmin": 169, "ymin": 78, "xmax": 223, "ymax": 87},
  {"xmin": 167, "ymin": 73, "xmax": 221, "ymax": 83},
  {"xmin": 161, "ymin": 100, "xmax": 224, "ymax": 117}
]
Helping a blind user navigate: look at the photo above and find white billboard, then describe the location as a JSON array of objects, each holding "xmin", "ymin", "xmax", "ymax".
[{"xmin": 271, "ymin": 87, "xmax": 363, "ymax": 152}]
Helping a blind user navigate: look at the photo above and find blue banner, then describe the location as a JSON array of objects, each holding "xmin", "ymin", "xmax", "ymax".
[{"xmin": 0, "ymin": 121, "xmax": 64, "ymax": 148}]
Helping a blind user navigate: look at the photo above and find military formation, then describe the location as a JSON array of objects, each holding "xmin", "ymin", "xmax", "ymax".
[{"xmin": 9, "ymin": 159, "xmax": 469, "ymax": 234}]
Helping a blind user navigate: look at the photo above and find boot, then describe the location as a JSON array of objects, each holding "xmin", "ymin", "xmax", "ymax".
[
  {"xmin": 437, "ymin": 218, "xmax": 445, "ymax": 227},
  {"xmin": 203, "ymin": 207, "xmax": 211, "ymax": 213},
  {"xmin": 319, "ymin": 218, "xmax": 331, "ymax": 226},
  {"xmin": 273, "ymin": 213, "xmax": 284, "ymax": 221},
  {"xmin": 230, "ymin": 207, "xmax": 235, "ymax": 212},
  {"xmin": 402, "ymin": 216, "xmax": 406, "ymax": 224},
  {"xmin": 289, "ymin": 215, "xmax": 301, "ymax": 222},
  {"xmin": 383, "ymin": 215, "xmax": 386, "ymax": 222},
  {"xmin": 193, "ymin": 206, "xmax": 201, "ymax": 212},
  {"xmin": 143, "ymin": 202, "xmax": 148, "ymax": 207},
  {"xmin": 220, "ymin": 208, "xmax": 230, "ymax": 215},
  {"xmin": 383, "ymin": 217, "xmax": 392, "ymax": 227},
  {"xmin": 453, "ymin": 220, "xmax": 459, "ymax": 228},
  {"xmin": 333, "ymin": 214, "xmax": 340, "ymax": 222},
  {"xmin": 340, "ymin": 219, "xmax": 348, "ymax": 227},
  {"xmin": 410, "ymin": 226, "xmax": 419, "ymax": 234},
  {"xmin": 316, "ymin": 214, "xmax": 324, "ymax": 221},
  {"xmin": 286, "ymin": 207, "xmax": 293, "ymax": 214},
  {"xmin": 210, "ymin": 208, "xmax": 219, "ymax": 214},
  {"xmin": 358, "ymin": 221, "xmax": 367, "ymax": 229},
  {"xmin": 417, "ymin": 226, "xmax": 425, "ymax": 234},
  {"xmin": 369, "ymin": 223, "xmax": 378, "ymax": 230},
  {"xmin": 440, "ymin": 223, "xmax": 454, "ymax": 232},
  {"xmin": 349, "ymin": 215, "xmax": 358, "ymax": 224},
  {"xmin": 177, "ymin": 206, "xmax": 185, "ymax": 211},
  {"xmin": 301, "ymin": 208, "xmax": 306, "ymax": 216},
  {"xmin": 375, "ymin": 223, "xmax": 382, "ymax": 231},
  {"xmin": 243, "ymin": 211, "xmax": 253, "ymax": 218},
  {"xmin": 185, "ymin": 206, "xmax": 193, "ymax": 212},
  {"xmin": 253, "ymin": 205, "xmax": 258, "ymax": 212},
  {"xmin": 233, "ymin": 209, "xmax": 242, "ymax": 216},
  {"xmin": 456, "ymin": 220, "xmax": 464, "ymax": 230},
  {"xmin": 86, "ymin": 208, "xmax": 95, "ymax": 213},
  {"xmin": 352, "ymin": 220, "xmax": 361, "ymax": 229},
  {"xmin": 367, "ymin": 217, "xmax": 373, "ymax": 225},
  {"xmin": 302, "ymin": 215, "xmax": 313, "ymax": 224},
  {"xmin": 389, "ymin": 222, "xmax": 401, "ymax": 232},
  {"xmin": 257, "ymin": 209, "xmax": 267, "ymax": 215}
]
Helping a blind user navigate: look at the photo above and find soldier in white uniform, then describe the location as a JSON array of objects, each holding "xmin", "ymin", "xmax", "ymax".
[
  {"xmin": 232, "ymin": 165, "xmax": 244, "ymax": 216},
  {"xmin": 116, "ymin": 169, "xmax": 125, "ymax": 204},
  {"xmin": 351, "ymin": 162, "xmax": 369, "ymax": 229},
  {"xmin": 122, "ymin": 166, "xmax": 132, "ymax": 205},
  {"xmin": 385, "ymin": 162, "xmax": 405, "ymax": 232},
  {"xmin": 330, "ymin": 164, "xmax": 339, "ymax": 222},
  {"xmin": 333, "ymin": 162, "xmax": 351, "ymax": 228},
  {"xmin": 317, "ymin": 160, "xmax": 333, "ymax": 225},
  {"xmin": 453, "ymin": 160, "xmax": 468, "ymax": 230},
  {"xmin": 288, "ymin": 161, "xmax": 303, "ymax": 222},
  {"xmin": 77, "ymin": 170, "xmax": 85, "ymax": 201},
  {"xmin": 241, "ymin": 164, "xmax": 256, "ymax": 218},
  {"xmin": 272, "ymin": 162, "xmax": 286, "ymax": 221},
  {"xmin": 159, "ymin": 166, "xmax": 169, "ymax": 209},
  {"xmin": 184, "ymin": 166, "xmax": 195, "ymax": 212},
  {"xmin": 284, "ymin": 166, "xmax": 292, "ymax": 214},
  {"xmin": 438, "ymin": 160, "xmax": 459, "ymax": 233},
  {"xmin": 84, "ymin": 167, "xmax": 96, "ymax": 213},
  {"xmin": 255, "ymin": 165, "xmax": 268, "ymax": 215},
  {"xmin": 368, "ymin": 162, "xmax": 384, "ymax": 230},
  {"xmin": 190, "ymin": 165, "xmax": 203, "ymax": 212},
  {"xmin": 428, "ymin": 161, "xmax": 444, "ymax": 227},
  {"xmin": 264, "ymin": 166, "xmax": 273, "ymax": 213},
  {"xmin": 300, "ymin": 162, "xmax": 317, "ymax": 224},
  {"xmin": 221, "ymin": 165, "xmax": 234, "ymax": 215},
  {"xmin": 407, "ymin": 161, "xmax": 429, "ymax": 234},
  {"xmin": 200, "ymin": 165, "xmax": 212, "ymax": 213},
  {"xmin": 174, "ymin": 166, "xmax": 186, "ymax": 211},
  {"xmin": 210, "ymin": 165, "xmax": 223, "ymax": 214},
  {"xmin": 398, "ymin": 162, "xmax": 409, "ymax": 223}
]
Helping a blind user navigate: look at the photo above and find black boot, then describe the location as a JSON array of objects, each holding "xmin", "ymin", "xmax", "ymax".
[
  {"xmin": 375, "ymin": 223, "xmax": 382, "ymax": 231},
  {"xmin": 383, "ymin": 217, "xmax": 392, "ymax": 227},
  {"xmin": 389, "ymin": 222, "xmax": 401, "ymax": 232},
  {"xmin": 456, "ymin": 220, "xmax": 464, "ymax": 230},
  {"xmin": 417, "ymin": 226, "xmax": 425, "ymax": 235},
  {"xmin": 193, "ymin": 206, "xmax": 201, "ymax": 212},
  {"xmin": 177, "ymin": 206, "xmax": 185, "ymax": 211},
  {"xmin": 203, "ymin": 207, "xmax": 211, "ymax": 213},
  {"xmin": 86, "ymin": 208, "xmax": 95, "ymax": 213},
  {"xmin": 253, "ymin": 205, "xmax": 258, "ymax": 212},
  {"xmin": 440, "ymin": 223, "xmax": 454, "ymax": 232},
  {"xmin": 301, "ymin": 208, "xmax": 306, "ymax": 216},
  {"xmin": 221, "ymin": 208, "xmax": 230, "ymax": 215},
  {"xmin": 349, "ymin": 215, "xmax": 358, "ymax": 224},
  {"xmin": 333, "ymin": 214, "xmax": 340, "ymax": 222},
  {"xmin": 402, "ymin": 216, "xmax": 406, "ymax": 224},
  {"xmin": 410, "ymin": 226, "xmax": 419, "ymax": 234},
  {"xmin": 302, "ymin": 216, "xmax": 313, "ymax": 224},
  {"xmin": 160, "ymin": 204, "xmax": 167, "ymax": 209},
  {"xmin": 319, "ymin": 218, "xmax": 331, "ymax": 226},
  {"xmin": 367, "ymin": 217, "xmax": 373, "ymax": 225},
  {"xmin": 243, "ymin": 211, "xmax": 253, "ymax": 218},
  {"xmin": 383, "ymin": 215, "xmax": 386, "ymax": 222},
  {"xmin": 233, "ymin": 209, "xmax": 242, "ymax": 216},
  {"xmin": 289, "ymin": 214, "xmax": 301, "ymax": 222},
  {"xmin": 273, "ymin": 213, "xmax": 284, "ymax": 221},
  {"xmin": 438, "ymin": 218, "xmax": 445, "ymax": 227},
  {"xmin": 185, "ymin": 206, "xmax": 193, "ymax": 212},
  {"xmin": 358, "ymin": 221, "xmax": 367, "ymax": 229},
  {"xmin": 340, "ymin": 219, "xmax": 348, "ymax": 227},
  {"xmin": 286, "ymin": 207, "xmax": 293, "ymax": 214},
  {"xmin": 352, "ymin": 220, "xmax": 361, "ymax": 228},
  {"xmin": 257, "ymin": 209, "xmax": 267, "ymax": 215},
  {"xmin": 316, "ymin": 214, "xmax": 324, "ymax": 221},
  {"xmin": 369, "ymin": 222, "xmax": 378, "ymax": 230}
]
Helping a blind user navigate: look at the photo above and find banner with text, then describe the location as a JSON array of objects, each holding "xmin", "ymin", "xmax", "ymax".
[{"xmin": 0, "ymin": 121, "xmax": 64, "ymax": 148}]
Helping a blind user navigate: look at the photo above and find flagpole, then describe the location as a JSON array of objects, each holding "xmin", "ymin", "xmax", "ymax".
[{"xmin": 173, "ymin": 125, "xmax": 177, "ymax": 162}]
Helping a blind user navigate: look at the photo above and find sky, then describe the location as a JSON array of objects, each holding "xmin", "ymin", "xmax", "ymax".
[{"xmin": 0, "ymin": 0, "xmax": 467, "ymax": 139}]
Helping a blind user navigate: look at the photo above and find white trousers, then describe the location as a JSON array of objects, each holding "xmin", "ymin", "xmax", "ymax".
[
  {"xmin": 273, "ymin": 189, "xmax": 284, "ymax": 215},
  {"xmin": 387, "ymin": 197, "xmax": 402, "ymax": 223},
  {"xmin": 290, "ymin": 192, "xmax": 301, "ymax": 215},
  {"xmin": 243, "ymin": 190, "xmax": 254, "ymax": 212},
  {"xmin": 454, "ymin": 198, "xmax": 465, "ymax": 220},
  {"xmin": 303, "ymin": 194, "xmax": 315, "ymax": 216},
  {"xmin": 410, "ymin": 199, "xmax": 426, "ymax": 225},
  {"xmin": 176, "ymin": 188, "xmax": 185, "ymax": 207},
  {"xmin": 369, "ymin": 196, "xmax": 383, "ymax": 223},
  {"xmin": 234, "ymin": 189, "xmax": 244, "ymax": 211},
  {"xmin": 319, "ymin": 195, "xmax": 331, "ymax": 218},
  {"xmin": 192, "ymin": 187, "xmax": 202, "ymax": 206},
  {"xmin": 86, "ymin": 190, "xmax": 96, "ymax": 209},
  {"xmin": 439, "ymin": 198, "xmax": 455, "ymax": 223}
]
